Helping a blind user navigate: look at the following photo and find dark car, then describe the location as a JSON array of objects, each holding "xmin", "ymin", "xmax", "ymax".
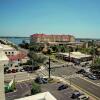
[
  {"xmin": 35, "ymin": 77, "xmax": 48, "ymax": 84},
  {"xmin": 58, "ymin": 84, "xmax": 68, "ymax": 90},
  {"xmin": 41, "ymin": 78, "xmax": 48, "ymax": 83},
  {"xmin": 71, "ymin": 91, "xmax": 81, "ymax": 99},
  {"xmin": 82, "ymin": 72, "xmax": 90, "ymax": 77},
  {"xmin": 35, "ymin": 77, "xmax": 43, "ymax": 84},
  {"xmin": 12, "ymin": 69, "xmax": 16, "ymax": 73},
  {"xmin": 76, "ymin": 69, "xmax": 86, "ymax": 74},
  {"xmin": 7, "ymin": 69, "xmax": 12, "ymax": 73}
]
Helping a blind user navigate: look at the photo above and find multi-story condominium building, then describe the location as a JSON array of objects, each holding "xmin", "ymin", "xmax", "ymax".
[
  {"xmin": 30, "ymin": 33, "xmax": 75, "ymax": 44},
  {"xmin": 0, "ymin": 45, "xmax": 9, "ymax": 100}
]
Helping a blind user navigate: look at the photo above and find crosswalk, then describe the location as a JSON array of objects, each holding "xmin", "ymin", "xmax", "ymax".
[
  {"xmin": 62, "ymin": 74, "xmax": 82, "ymax": 79},
  {"xmin": 36, "ymin": 67, "xmax": 82, "ymax": 80},
  {"xmin": 36, "ymin": 68, "xmax": 48, "ymax": 77}
]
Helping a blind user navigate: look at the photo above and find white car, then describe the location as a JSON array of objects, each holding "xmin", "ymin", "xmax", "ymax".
[{"xmin": 77, "ymin": 95, "xmax": 89, "ymax": 100}]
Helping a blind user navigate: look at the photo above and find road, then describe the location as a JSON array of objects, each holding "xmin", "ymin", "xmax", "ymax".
[
  {"xmin": 4, "ymin": 60, "xmax": 100, "ymax": 99},
  {"xmin": 4, "ymin": 72, "xmax": 37, "ymax": 82},
  {"xmin": 71, "ymin": 77, "xmax": 100, "ymax": 99},
  {"xmin": 43, "ymin": 60, "xmax": 100, "ymax": 99}
]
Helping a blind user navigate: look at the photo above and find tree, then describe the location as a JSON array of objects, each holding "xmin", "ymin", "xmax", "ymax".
[
  {"xmin": 31, "ymin": 82, "xmax": 41, "ymax": 95},
  {"xmin": 91, "ymin": 58, "xmax": 100, "ymax": 70},
  {"xmin": 29, "ymin": 52, "xmax": 47, "ymax": 67}
]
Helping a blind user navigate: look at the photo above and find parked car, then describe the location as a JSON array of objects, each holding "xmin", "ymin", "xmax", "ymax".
[
  {"xmin": 71, "ymin": 91, "xmax": 81, "ymax": 99},
  {"xmin": 12, "ymin": 69, "xmax": 16, "ymax": 73},
  {"xmin": 16, "ymin": 69, "xmax": 18, "ymax": 72},
  {"xmin": 42, "ymin": 78, "xmax": 48, "ymax": 83},
  {"xmin": 7, "ymin": 69, "xmax": 12, "ymax": 73},
  {"xmin": 35, "ymin": 77, "xmax": 48, "ymax": 84},
  {"xmin": 88, "ymin": 74, "xmax": 97, "ymax": 80},
  {"xmin": 58, "ymin": 84, "xmax": 68, "ymax": 90},
  {"xmin": 77, "ymin": 95, "xmax": 89, "ymax": 100},
  {"xmin": 20, "ymin": 69, "xmax": 24, "ymax": 72},
  {"xmin": 76, "ymin": 69, "xmax": 86, "ymax": 74},
  {"xmin": 82, "ymin": 72, "xmax": 90, "ymax": 77}
]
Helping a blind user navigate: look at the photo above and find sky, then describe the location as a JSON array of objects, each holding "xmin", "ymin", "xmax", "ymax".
[{"xmin": 0, "ymin": 0, "xmax": 100, "ymax": 38}]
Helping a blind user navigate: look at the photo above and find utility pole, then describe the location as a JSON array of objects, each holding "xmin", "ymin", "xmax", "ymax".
[
  {"xmin": 92, "ymin": 40, "xmax": 95, "ymax": 66},
  {"xmin": 14, "ymin": 75, "xmax": 16, "ymax": 89},
  {"xmin": 48, "ymin": 56, "xmax": 51, "ymax": 79},
  {"xmin": 69, "ymin": 46, "xmax": 71, "ymax": 86}
]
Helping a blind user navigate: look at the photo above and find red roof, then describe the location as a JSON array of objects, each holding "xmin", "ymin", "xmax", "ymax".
[
  {"xmin": 31, "ymin": 33, "xmax": 46, "ymax": 37},
  {"xmin": 8, "ymin": 52, "xmax": 27, "ymax": 61},
  {"xmin": 31, "ymin": 33, "xmax": 72, "ymax": 37}
]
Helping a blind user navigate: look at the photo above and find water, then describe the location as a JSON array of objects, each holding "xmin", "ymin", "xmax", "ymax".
[{"xmin": 3, "ymin": 37, "xmax": 30, "ymax": 45}]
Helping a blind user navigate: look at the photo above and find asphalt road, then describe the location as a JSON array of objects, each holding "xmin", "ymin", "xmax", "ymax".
[
  {"xmin": 71, "ymin": 77, "xmax": 100, "ymax": 99},
  {"xmin": 41, "ymin": 82, "xmax": 75, "ymax": 100},
  {"xmin": 46, "ymin": 63, "xmax": 100, "ymax": 99},
  {"xmin": 4, "ymin": 72, "xmax": 37, "ymax": 82}
]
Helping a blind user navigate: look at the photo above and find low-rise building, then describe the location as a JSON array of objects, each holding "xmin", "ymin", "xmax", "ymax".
[
  {"xmin": 0, "ymin": 44, "xmax": 19, "ymax": 56},
  {"xmin": 7, "ymin": 51, "xmax": 29, "ymax": 67},
  {"xmin": 57, "ymin": 52, "xmax": 92, "ymax": 63},
  {"xmin": 0, "ymin": 43, "xmax": 29, "ymax": 67},
  {"xmin": 15, "ymin": 91, "xmax": 57, "ymax": 100}
]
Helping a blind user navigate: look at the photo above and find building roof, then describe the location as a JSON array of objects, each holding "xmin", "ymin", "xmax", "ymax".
[
  {"xmin": 8, "ymin": 51, "xmax": 27, "ymax": 61},
  {"xmin": 58, "ymin": 52, "xmax": 91, "ymax": 59},
  {"xmin": 0, "ymin": 44, "xmax": 15, "ymax": 51},
  {"xmin": 31, "ymin": 33, "xmax": 73, "ymax": 37},
  {"xmin": 15, "ymin": 92, "xmax": 57, "ymax": 100}
]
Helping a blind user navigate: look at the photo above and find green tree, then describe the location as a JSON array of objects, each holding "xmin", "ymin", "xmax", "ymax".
[
  {"xmin": 29, "ymin": 52, "xmax": 47, "ymax": 66},
  {"xmin": 31, "ymin": 82, "xmax": 41, "ymax": 95},
  {"xmin": 91, "ymin": 58, "xmax": 100, "ymax": 70}
]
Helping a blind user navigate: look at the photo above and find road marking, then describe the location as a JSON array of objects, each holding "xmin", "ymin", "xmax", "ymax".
[
  {"xmin": 52, "ymin": 76, "xmax": 99, "ymax": 100},
  {"xmin": 24, "ymin": 83, "xmax": 29, "ymax": 88},
  {"xmin": 79, "ymin": 76, "xmax": 100, "ymax": 87},
  {"xmin": 71, "ymin": 82, "xmax": 100, "ymax": 100},
  {"xmin": 62, "ymin": 74, "xmax": 82, "ymax": 79},
  {"xmin": 97, "ymin": 83, "xmax": 100, "ymax": 86},
  {"xmin": 19, "ymin": 84, "xmax": 23, "ymax": 89}
]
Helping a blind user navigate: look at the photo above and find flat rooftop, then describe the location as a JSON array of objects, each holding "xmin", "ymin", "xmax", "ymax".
[
  {"xmin": 15, "ymin": 92, "xmax": 57, "ymax": 100},
  {"xmin": 0, "ymin": 44, "xmax": 15, "ymax": 51},
  {"xmin": 58, "ymin": 52, "xmax": 91, "ymax": 59}
]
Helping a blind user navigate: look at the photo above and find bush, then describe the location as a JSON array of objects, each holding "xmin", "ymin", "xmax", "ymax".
[{"xmin": 31, "ymin": 82, "xmax": 41, "ymax": 95}]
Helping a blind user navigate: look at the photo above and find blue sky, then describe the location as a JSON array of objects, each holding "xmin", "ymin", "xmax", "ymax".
[{"xmin": 0, "ymin": 0, "xmax": 100, "ymax": 38}]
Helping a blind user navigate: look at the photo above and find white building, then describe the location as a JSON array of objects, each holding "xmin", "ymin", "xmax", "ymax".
[
  {"xmin": 0, "ymin": 45, "xmax": 9, "ymax": 100},
  {"xmin": 15, "ymin": 92, "xmax": 57, "ymax": 100},
  {"xmin": 57, "ymin": 52, "xmax": 92, "ymax": 63},
  {"xmin": 0, "ymin": 44, "xmax": 19, "ymax": 56}
]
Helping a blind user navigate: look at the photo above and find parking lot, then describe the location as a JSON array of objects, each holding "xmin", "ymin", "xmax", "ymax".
[
  {"xmin": 5, "ymin": 81, "xmax": 32, "ymax": 100},
  {"xmin": 41, "ymin": 82, "xmax": 77, "ymax": 100},
  {"xmin": 6, "ymin": 80, "xmax": 82, "ymax": 100}
]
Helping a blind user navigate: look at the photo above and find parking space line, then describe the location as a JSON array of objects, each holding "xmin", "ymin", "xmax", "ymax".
[{"xmin": 19, "ymin": 83, "xmax": 23, "ymax": 89}]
